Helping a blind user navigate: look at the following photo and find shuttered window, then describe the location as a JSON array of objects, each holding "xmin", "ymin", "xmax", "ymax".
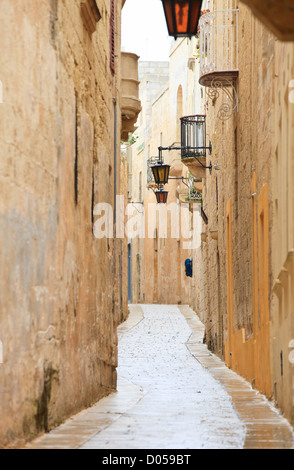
[{"xmin": 110, "ymin": 0, "xmax": 115, "ymax": 73}]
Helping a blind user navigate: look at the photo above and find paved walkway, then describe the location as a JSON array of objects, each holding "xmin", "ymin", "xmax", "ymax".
[{"xmin": 26, "ymin": 305, "xmax": 294, "ymax": 450}]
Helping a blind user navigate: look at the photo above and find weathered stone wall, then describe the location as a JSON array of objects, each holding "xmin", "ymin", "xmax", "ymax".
[
  {"xmin": 270, "ymin": 39, "xmax": 294, "ymax": 424},
  {"xmin": 200, "ymin": 0, "xmax": 294, "ymax": 424},
  {"xmin": 0, "ymin": 0, "xmax": 126, "ymax": 447},
  {"xmin": 201, "ymin": 0, "xmax": 274, "ymax": 382}
]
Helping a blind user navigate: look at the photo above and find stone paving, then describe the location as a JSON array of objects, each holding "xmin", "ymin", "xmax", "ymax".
[{"xmin": 26, "ymin": 304, "xmax": 294, "ymax": 450}]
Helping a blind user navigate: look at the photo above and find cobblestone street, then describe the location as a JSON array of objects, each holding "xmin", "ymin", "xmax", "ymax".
[{"xmin": 26, "ymin": 305, "xmax": 294, "ymax": 450}]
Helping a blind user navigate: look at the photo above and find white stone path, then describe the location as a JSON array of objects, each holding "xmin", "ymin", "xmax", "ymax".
[{"xmin": 26, "ymin": 304, "xmax": 294, "ymax": 450}]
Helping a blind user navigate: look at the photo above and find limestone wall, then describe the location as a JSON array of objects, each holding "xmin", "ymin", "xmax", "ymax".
[
  {"xmin": 271, "ymin": 39, "xmax": 294, "ymax": 424},
  {"xmin": 199, "ymin": 0, "xmax": 294, "ymax": 424},
  {"xmin": 200, "ymin": 0, "xmax": 273, "ymax": 389},
  {"xmin": 0, "ymin": 0, "xmax": 126, "ymax": 447}
]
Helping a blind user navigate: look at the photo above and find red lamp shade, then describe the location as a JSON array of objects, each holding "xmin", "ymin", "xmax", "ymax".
[
  {"xmin": 161, "ymin": 0, "xmax": 203, "ymax": 38},
  {"xmin": 155, "ymin": 188, "xmax": 169, "ymax": 204}
]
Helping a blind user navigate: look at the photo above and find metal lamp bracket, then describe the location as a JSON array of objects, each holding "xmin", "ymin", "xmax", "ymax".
[{"xmin": 158, "ymin": 146, "xmax": 213, "ymax": 173}]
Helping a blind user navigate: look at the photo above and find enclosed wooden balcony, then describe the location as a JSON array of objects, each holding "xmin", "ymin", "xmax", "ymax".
[
  {"xmin": 121, "ymin": 52, "xmax": 141, "ymax": 141},
  {"xmin": 199, "ymin": 9, "xmax": 239, "ymax": 87}
]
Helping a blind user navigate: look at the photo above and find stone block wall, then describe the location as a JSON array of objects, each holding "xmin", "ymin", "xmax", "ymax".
[
  {"xmin": 199, "ymin": 0, "xmax": 294, "ymax": 424},
  {"xmin": 0, "ymin": 0, "xmax": 126, "ymax": 447},
  {"xmin": 201, "ymin": 0, "xmax": 274, "ymax": 383}
]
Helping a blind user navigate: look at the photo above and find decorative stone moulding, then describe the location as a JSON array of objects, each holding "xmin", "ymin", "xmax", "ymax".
[
  {"xmin": 169, "ymin": 161, "xmax": 183, "ymax": 178},
  {"xmin": 209, "ymin": 229, "xmax": 218, "ymax": 241},
  {"xmin": 273, "ymin": 250, "xmax": 294, "ymax": 299},
  {"xmin": 80, "ymin": 0, "xmax": 101, "ymax": 34},
  {"xmin": 201, "ymin": 232, "xmax": 207, "ymax": 242},
  {"xmin": 181, "ymin": 156, "xmax": 207, "ymax": 179},
  {"xmin": 193, "ymin": 179, "xmax": 203, "ymax": 193},
  {"xmin": 273, "ymin": 279, "xmax": 283, "ymax": 300},
  {"xmin": 175, "ymin": 189, "xmax": 184, "ymax": 200},
  {"xmin": 121, "ymin": 52, "xmax": 141, "ymax": 141}
]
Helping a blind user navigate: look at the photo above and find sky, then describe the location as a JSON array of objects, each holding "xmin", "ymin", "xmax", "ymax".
[{"xmin": 121, "ymin": 0, "xmax": 172, "ymax": 61}]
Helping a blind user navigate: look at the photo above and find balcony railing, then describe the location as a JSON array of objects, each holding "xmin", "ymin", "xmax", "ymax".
[
  {"xmin": 199, "ymin": 9, "xmax": 239, "ymax": 87},
  {"xmin": 180, "ymin": 115, "xmax": 212, "ymax": 178}
]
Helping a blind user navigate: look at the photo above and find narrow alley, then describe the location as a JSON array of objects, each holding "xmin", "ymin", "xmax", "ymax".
[
  {"xmin": 2, "ymin": 0, "xmax": 294, "ymax": 454},
  {"xmin": 26, "ymin": 305, "xmax": 294, "ymax": 450}
]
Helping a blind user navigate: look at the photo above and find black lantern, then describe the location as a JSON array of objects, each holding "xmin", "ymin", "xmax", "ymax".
[
  {"xmin": 151, "ymin": 162, "xmax": 170, "ymax": 186},
  {"xmin": 161, "ymin": 0, "xmax": 203, "ymax": 39},
  {"xmin": 155, "ymin": 188, "xmax": 168, "ymax": 204}
]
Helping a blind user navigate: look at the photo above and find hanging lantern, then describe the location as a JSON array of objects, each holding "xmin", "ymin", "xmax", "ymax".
[
  {"xmin": 155, "ymin": 188, "xmax": 168, "ymax": 204},
  {"xmin": 151, "ymin": 162, "xmax": 171, "ymax": 186},
  {"xmin": 161, "ymin": 0, "xmax": 203, "ymax": 39}
]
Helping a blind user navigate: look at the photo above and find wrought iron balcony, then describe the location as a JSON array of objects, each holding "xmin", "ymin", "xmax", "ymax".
[
  {"xmin": 199, "ymin": 9, "xmax": 239, "ymax": 87},
  {"xmin": 180, "ymin": 115, "xmax": 212, "ymax": 178}
]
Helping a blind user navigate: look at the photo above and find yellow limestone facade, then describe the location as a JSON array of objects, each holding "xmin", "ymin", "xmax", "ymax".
[
  {"xmin": 129, "ymin": 0, "xmax": 294, "ymax": 426},
  {"xmin": 0, "ymin": 0, "xmax": 138, "ymax": 448},
  {"xmin": 194, "ymin": 0, "xmax": 294, "ymax": 425}
]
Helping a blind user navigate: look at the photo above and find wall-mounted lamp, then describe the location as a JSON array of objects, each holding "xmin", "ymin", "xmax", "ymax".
[
  {"xmin": 151, "ymin": 162, "xmax": 171, "ymax": 186},
  {"xmin": 149, "ymin": 115, "xmax": 213, "ymax": 204},
  {"xmin": 155, "ymin": 187, "xmax": 169, "ymax": 204},
  {"xmin": 161, "ymin": 0, "xmax": 203, "ymax": 39}
]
